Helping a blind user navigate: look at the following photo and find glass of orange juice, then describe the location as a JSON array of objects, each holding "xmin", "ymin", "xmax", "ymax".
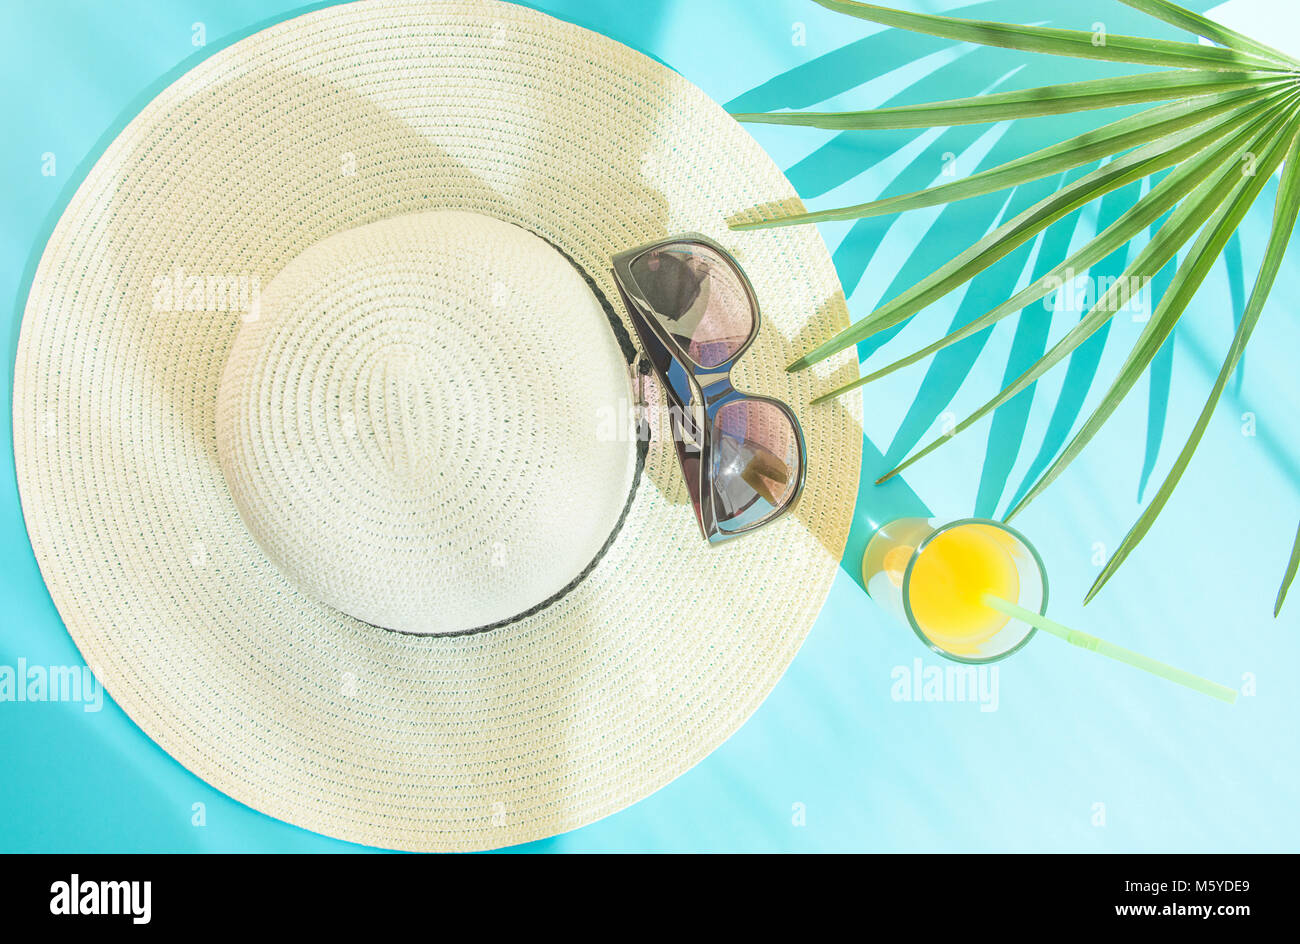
[{"xmin": 863, "ymin": 517, "xmax": 1048, "ymax": 663}]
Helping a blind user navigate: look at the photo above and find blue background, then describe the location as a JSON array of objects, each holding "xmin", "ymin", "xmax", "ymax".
[{"xmin": 2, "ymin": 0, "xmax": 1296, "ymax": 852}]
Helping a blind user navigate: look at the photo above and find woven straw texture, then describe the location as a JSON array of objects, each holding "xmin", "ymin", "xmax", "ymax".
[
  {"xmin": 216, "ymin": 210, "xmax": 638, "ymax": 635},
  {"xmin": 13, "ymin": 0, "xmax": 863, "ymax": 851}
]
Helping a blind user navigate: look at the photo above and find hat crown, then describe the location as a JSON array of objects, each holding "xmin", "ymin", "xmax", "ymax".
[
  {"xmin": 215, "ymin": 211, "xmax": 637, "ymax": 635},
  {"xmin": 368, "ymin": 344, "xmax": 441, "ymax": 491}
]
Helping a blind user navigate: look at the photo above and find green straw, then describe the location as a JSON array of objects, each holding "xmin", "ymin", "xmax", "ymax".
[{"xmin": 983, "ymin": 594, "xmax": 1238, "ymax": 704}]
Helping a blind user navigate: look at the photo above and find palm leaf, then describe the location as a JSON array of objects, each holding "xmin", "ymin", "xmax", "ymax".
[
  {"xmin": 787, "ymin": 93, "xmax": 1287, "ymax": 367},
  {"xmin": 875, "ymin": 102, "xmax": 1296, "ymax": 483},
  {"xmin": 739, "ymin": 0, "xmax": 1300, "ymax": 607},
  {"xmin": 810, "ymin": 0, "xmax": 1294, "ymax": 71},
  {"xmin": 1003, "ymin": 112, "xmax": 1300, "ymax": 521},
  {"xmin": 1278, "ymin": 524, "xmax": 1300, "ymax": 616},
  {"xmin": 1119, "ymin": 0, "xmax": 1300, "ymax": 68},
  {"xmin": 739, "ymin": 87, "xmax": 1270, "ymax": 227},
  {"xmin": 733, "ymin": 69, "xmax": 1283, "ymax": 131},
  {"xmin": 811, "ymin": 90, "xmax": 1296, "ymax": 403},
  {"xmin": 1081, "ymin": 130, "xmax": 1300, "ymax": 605}
]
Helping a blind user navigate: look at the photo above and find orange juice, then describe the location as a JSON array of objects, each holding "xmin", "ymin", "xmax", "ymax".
[{"xmin": 906, "ymin": 523, "xmax": 1020, "ymax": 656}]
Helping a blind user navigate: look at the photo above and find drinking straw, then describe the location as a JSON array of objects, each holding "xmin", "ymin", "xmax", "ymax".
[{"xmin": 983, "ymin": 594, "xmax": 1238, "ymax": 704}]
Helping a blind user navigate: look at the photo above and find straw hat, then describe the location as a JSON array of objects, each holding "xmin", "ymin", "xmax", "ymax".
[{"xmin": 13, "ymin": 0, "xmax": 861, "ymax": 850}]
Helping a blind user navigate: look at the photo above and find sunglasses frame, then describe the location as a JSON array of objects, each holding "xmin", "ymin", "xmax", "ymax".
[{"xmin": 611, "ymin": 233, "xmax": 807, "ymax": 544}]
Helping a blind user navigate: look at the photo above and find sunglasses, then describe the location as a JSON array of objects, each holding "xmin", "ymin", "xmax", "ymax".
[{"xmin": 611, "ymin": 234, "xmax": 806, "ymax": 544}]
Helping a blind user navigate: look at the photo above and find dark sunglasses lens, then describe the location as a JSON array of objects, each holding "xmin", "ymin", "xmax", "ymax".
[
  {"xmin": 629, "ymin": 242, "xmax": 755, "ymax": 368},
  {"xmin": 711, "ymin": 399, "xmax": 801, "ymax": 533}
]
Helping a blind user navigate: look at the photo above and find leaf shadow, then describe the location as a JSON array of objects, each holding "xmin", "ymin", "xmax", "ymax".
[
  {"xmin": 1223, "ymin": 231, "xmax": 1247, "ymax": 394},
  {"xmin": 972, "ymin": 171, "xmax": 1089, "ymax": 517},
  {"xmin": 880, "ymin": 153, "xmax": 1064, "ymax": 471},
  {"xmin": 1137, "ymin": 323, "xmax": 1176, "ymax": 502},
  {"xmin": 1001, "ymin": 180, "xmax": 1150, "ymax": 512}
]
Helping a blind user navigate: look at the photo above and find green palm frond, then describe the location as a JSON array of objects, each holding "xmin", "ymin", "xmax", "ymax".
[
  {"xmin": 808, "ymin": 0, "xmax": 1296, "ymax": 71},
  {"xmin": 733, "ymin": 0, "xmax": 1300, "ymax": 612},
  {"xmin": 738, "ymin": 89, "xmax": 1269, "ymax": 225},
  {"xmin": 809, "ymin": 93, "xmax": 1292, "ymax": 395},
  {"xmin": 1278, "ymin": 524, "xmax": 1300, "ymax": 616},
  {"xmin": 787, "ymin": 90, "xmax": 1294, "ymax": 364},
  {"xmin": 731, "ymin": 70, "xmax": 1289, "ymax": 132},
  {"xmin": 1116, "ymin": 0, "xmax": 1299, "ymax": 67},
  {"xmin": 1002, "ymin": 115, "xmax": 1300, "ymax": 519},
  {"xmin": 1091, "ymin": 130, "xmax": 1300, "ymax": 606}
]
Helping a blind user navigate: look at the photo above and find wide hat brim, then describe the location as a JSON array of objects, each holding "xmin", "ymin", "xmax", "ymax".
[{"xmin": 13, "ymin": 0, "xmax": 862, "ymax": 851}]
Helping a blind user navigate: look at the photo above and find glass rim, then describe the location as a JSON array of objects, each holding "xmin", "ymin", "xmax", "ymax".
[{"xmin": 899, "ymin": 516, "xmax": 1050, "ymax": 665}]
